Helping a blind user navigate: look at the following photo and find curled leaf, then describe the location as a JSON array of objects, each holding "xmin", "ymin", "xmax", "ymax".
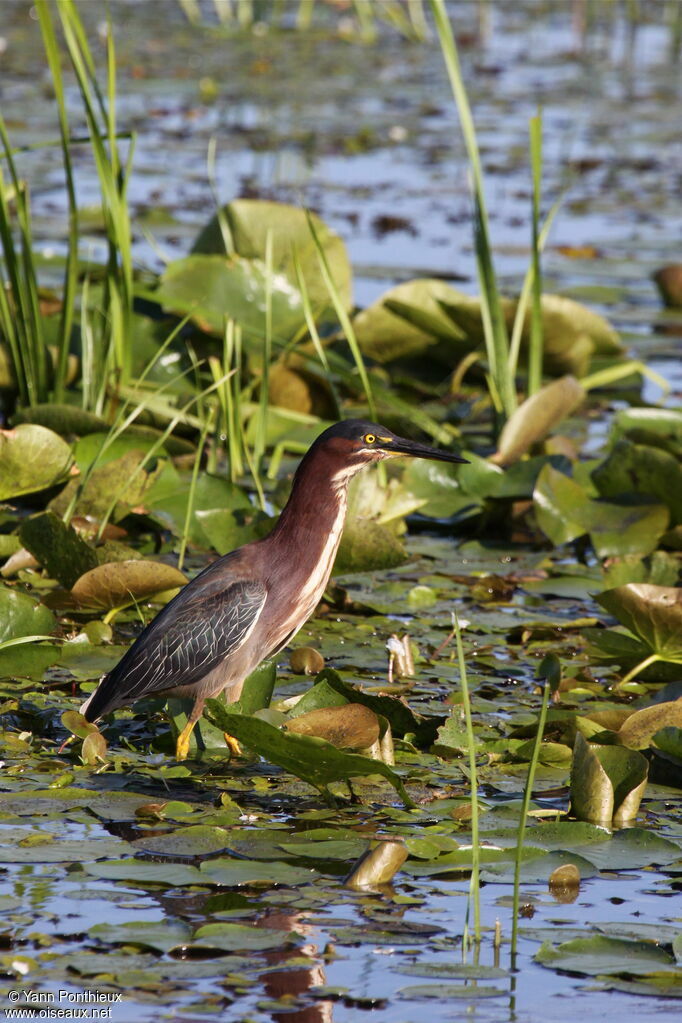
[{"xmin": 344, "ymin": 840, "xmax": 408, "ymax": 889}]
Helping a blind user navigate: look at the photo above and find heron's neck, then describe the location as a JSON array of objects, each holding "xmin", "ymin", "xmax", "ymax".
[{"xmin": 269, "ymin": 449, "xmax": 355, "ymax": 563}]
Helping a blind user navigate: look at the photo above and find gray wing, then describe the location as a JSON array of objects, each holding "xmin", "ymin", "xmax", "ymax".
[{"xmin": 83, "ymin": 579, "xmax": 266, "ymax": 720}]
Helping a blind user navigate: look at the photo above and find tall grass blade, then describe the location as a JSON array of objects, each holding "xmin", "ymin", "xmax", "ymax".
[
  {"xmin": 527, "ymin": 112, "xmax": 544, "ymax": 395},
  {"xmin": 429, "ymin": 0, "xmax": 516, "ymax": 421},
  {"xmin": 510, "ymin": 677, "xmax": 551, "ymax": 959},
  {"xmin": 453, "ymin": 610, "xmax": 480, "ymax": 944}
]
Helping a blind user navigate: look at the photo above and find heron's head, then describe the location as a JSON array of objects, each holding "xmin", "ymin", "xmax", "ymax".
[{"xmin": 310, "ymin": 418, "xmax": 468, "ymax": 483}]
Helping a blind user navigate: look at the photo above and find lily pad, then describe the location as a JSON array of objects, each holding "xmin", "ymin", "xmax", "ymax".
[
  {"xmin": 0, "ymin": 585, "xmax": 55, "ymax": 643},
  {"xmin": 534, "ymin": 464, "xmax": 669, "ymax": 556},
  {"xmin": 617, "ymin": 701, "xmax": 682, "ymax": 750},
  {"xmin": 535, "ymin": 935, "xmax": 677, "ymax": 977},
  {"xmin": 352, "ymin": 278, "xmax": 468, "ymax": 363},
  {"xmin": 90, "ymin": 920, "xmax": 192, "ymax": 953},
  {"xmin": 192, "ymin": 198, "xmax": 352, "ymax": 314},
  {"xmin": 0, "ymin": 424, "xmax": 74, "ymax": 500},
  {"xmin": 71, "ymin": 559, "xmax": 187, "ymax": 610},
  {"xmin": 204, "ymin": 701, "xmax": 415, "ymax": 806},
  {"xmin": 593, "ymin": 440, "xmax": 682, "ymax": 526},
  {"xmin": 189, "ymin": 921, "xmax": 300, "ymax": 953},
  {"xmin": 154, "ymin": 253, "xmax": 306, "ymax": 343}
]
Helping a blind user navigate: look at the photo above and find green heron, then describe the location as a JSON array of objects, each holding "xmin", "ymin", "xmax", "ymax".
[{"xmin": 81, "ymin": 419, "xmax": 467, "ymax": 759}]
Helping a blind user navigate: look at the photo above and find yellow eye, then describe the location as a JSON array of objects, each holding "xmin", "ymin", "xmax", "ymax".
[{"xmin": 364, "ymin": 433, "xmax": 376, "ymax": 444}]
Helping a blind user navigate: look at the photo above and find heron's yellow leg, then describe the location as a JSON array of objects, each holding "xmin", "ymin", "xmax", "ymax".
[
  {"xmin": 223, "ymin": 733, "xmax": 242, "ymax": 757},
  {"xmin": 175, "ymin": 720, "xmax": 196, "ymax": 761}
]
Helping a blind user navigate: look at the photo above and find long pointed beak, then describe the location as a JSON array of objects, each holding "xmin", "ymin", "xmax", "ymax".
[{"xmin": 381, "ymin": 435, "xmax": 469, "ymax": 465}]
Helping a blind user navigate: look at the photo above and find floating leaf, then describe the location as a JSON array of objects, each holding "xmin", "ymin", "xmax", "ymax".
[
  {"xmin": 0, "ymin": 585, "xmax": 55, "ymax": 644},
  {"xmin": 196, "ymin": 507, "xmax": 273, "ymax": 555},
  {"xmin": 132, "ymin": 825, "xmax": 232, "ymax": 857},
  {"xmin": 535, "ymin": 935, "xmax": 677, "ymax": 977},
  {"xmin": 12, "ymin": 403, "xmax": 109, "ymax": 437},
  {"xmin": 610, "ymin": 407, "xmax": 682, "ymax": 456},
  {"xmin": 84, "ymin": 859, "xmax": 203, "ymax": 886},
  {"xmin": 61, "ymin": 710, "xmax": 98, "ymax": 740},
  {"xmin": 492, "ymin": 375, "xmax": 585, "ymax": 466},
  {"xmin": 90, "ymin": 920, "xmax": 192, "ymax": 953},
  {"xmin": 204, "ymin": 702, "xmax": 415, "ymax": 806},
  {"xmin": 199, "ymin": 859, "xmax": 314, "ymax": 887},
  {"xmin": 440, "ymin": 292, "xmax": 623, "ymax": 377},
  {"xmin": 190, "ymin": 921, "xmax": 300, "ymax": 953},
  {"xmin": 50, "ymin": 449, "xmax": 168, "ymax": 520},
  {"xmin": 570, "ymin": 733, "xmax": 648, "ymax": 826},
  {"xmin": 71, "ymin": 559, "xmax": 187, "ymax": 610},
  {"xmin": 0, "ymin": 424, "xmax": 74, "ymax": 500}
]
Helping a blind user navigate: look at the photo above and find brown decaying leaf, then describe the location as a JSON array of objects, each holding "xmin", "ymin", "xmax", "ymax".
[
  {"xmin": 491, "ymin": 375, "xmax": 585, "ymax": 467},
  {"xmin": 283, "ymin": 703, "xmax": 381, "ymax": 751}
]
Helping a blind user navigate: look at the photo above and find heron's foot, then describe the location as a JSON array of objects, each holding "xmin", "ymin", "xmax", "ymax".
[
  {"xmin": 223, "ymin": 732, "xmax": 242, "ymax": 757},
  {"xmin": 175, "ymin": 720, "xmax": 196, "ymax": 761}
]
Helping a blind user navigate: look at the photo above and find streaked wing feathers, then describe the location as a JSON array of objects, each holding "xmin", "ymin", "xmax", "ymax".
[{"xmin": 86, "ymin": 579, "xmax": 266, "ymax": 717}]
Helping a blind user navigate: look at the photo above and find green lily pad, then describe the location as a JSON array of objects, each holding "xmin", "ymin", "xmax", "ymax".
[
  {"xmin": 593, "ymin": 440, "xmax": 682, "ymax": 525},
  {"xmin": 71, "ymin": 559, "xmax": 187, "ymax": 610},
  {"xmin": 283, "ymin": 703, "xmax": 381, "ymax": 750},
  {"xmin": 0, "ymin": 424, "xmax": 74, "ymax": 500},
  {"xmin": 610, "ymin": 407, "xmax": 682, "ymax": 456},
  {"xmin": 155, "ymin": 254, "xmax": 305, "ymax": 343},
  {"xmin": 534, "ymin": 464, "xmax": 669, "ymax": 556},
  {"xmin": 192, "ymin": 198, "xmax": 352, "ymax": 315},
  {"xmin": 535, "ymin": 935, "xmax": 677, "ymax": 976},
  {"xmin": 84, "ymin": 859, "xmax": 204, "ymax": 886},
  {"xmin": 204, "ymin": 701, "xmax": 415, "ymax": 806},
  {"xmin": 198, "ymin": 858, "xmax": 315, "ymax": 886},
  {"xmin": 190, "ymin": 921, "xmax": 300, "ymax": 952},
  {"xmin": 440, "ymin": 292, "xmax": 622, "ymax": 377},
  {"xmin": 334, "ymin": 515, "xmax": 407, "ymax": 573},
  {"xmin": 0, "ymin": 836, "xmax": 131, "ymax": 863},
  {"xmin": 49, "ymin": 448, "xmax": 169, "ymax": 520},
  {"xmin": 90, "ymin": 920, "xmax": 192, "ymax": 953},
  {"xmin": 132, "ymin": 825, "xmax": 233, "ymax": 857},
  {"xmin": 597, "ymin": 584, "xmax": 682, "ymax": 665},
  {"xmin": 0, "ymin": 585, "xmax": 55, "ymax": 643},
  {"xmin": 397, "ymin": 984, "xmax": 506, "ymax": 1000},
  {"xmin": 196, "ymin": 507, "xmax": 274, "ymax": 555}
]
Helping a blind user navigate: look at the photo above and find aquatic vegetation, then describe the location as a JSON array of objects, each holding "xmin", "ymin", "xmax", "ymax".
[{"xmin": 0, "ymin": 1, "xmax": 680, "ymax": 1018}]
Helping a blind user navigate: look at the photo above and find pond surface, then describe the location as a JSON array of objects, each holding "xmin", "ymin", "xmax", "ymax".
[{"xmin": 1, "ymin": 2, "xmax": 681, "ymax": 1021}]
